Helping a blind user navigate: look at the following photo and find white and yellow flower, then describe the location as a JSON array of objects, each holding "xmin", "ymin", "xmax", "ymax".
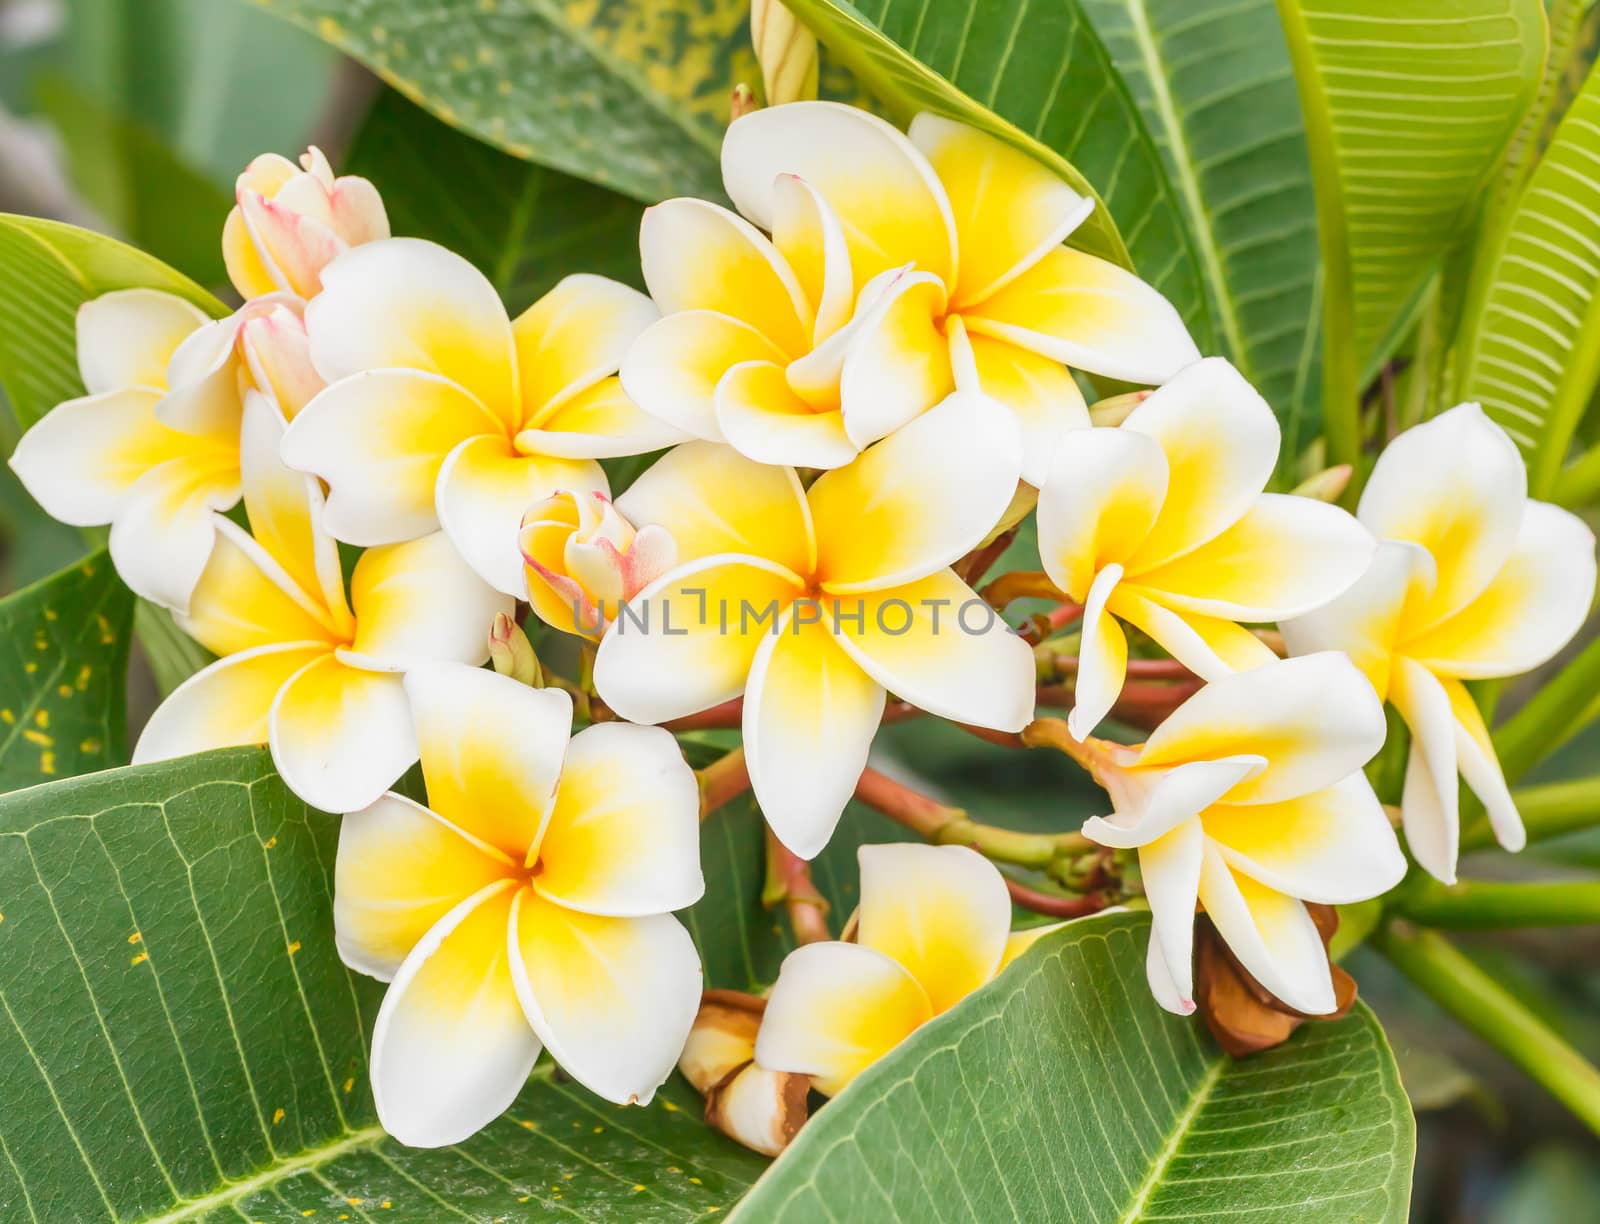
[
  {"xmin": 1037, "ymin": 358, "xmax": 1376, "ymax": 738},
  {"xmin": 134, "ymin": 393, "xmax": 511, "ymax": 813},
  {"xmin": 1283, "ymin": 404, "xmax": 1598, "ymax": 883},
  {"xmin": 756, "ymin": 842, "xmax": 1044, "ymax": 1095},
  {"xmin": 592, "ymin": 393, "xmax": 1034, "ymax": 857},
  {"xmin": 224, "ymin": 146, "xmax": 389, "ymax": 300},
  {"xmin": 1075, "ymin": 653, "xmax": 1405, "ymax": 1015},
  {"xmin": 625, "ymin": 101, "xmax": 1196, "ymax": 481},
  {"xmin": 335, "ymin": 663, "xmax": 704, "ymax": 1146},
  {"xmin": 281, "ymin": 238, "xmax": 683, "ymax": 596},
  {"xmin": 520, "ymin": 490, "xmax": 678, "ymax": 639}
]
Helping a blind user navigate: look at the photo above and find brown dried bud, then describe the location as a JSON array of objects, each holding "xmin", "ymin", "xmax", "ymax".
[{"xmin": 679, "ymin": 990, "xmax": 810, "ymax": 1157}]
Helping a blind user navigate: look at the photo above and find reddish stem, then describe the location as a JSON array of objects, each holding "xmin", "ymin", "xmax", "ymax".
[
  {"xmin": 766, "ymin": 832, "xmax": 831, "ymax": 945},
  {"xmin": 956, "ymin": 528, "xmax": 1018, "ymax": 586},
  {"xmin": 699, "ymin": 748, "xmax": 751, "ymax": 819},
  {"xmin": 1006, "ymin": 881, "xmax": 1115, "ymax": 918},
  {"xmin": 853, "ymin": 766, "xmax": 959, "ymax": 838}
]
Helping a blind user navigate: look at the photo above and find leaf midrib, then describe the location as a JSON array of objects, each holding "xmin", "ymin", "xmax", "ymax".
[{"xmin": 1117, "ymin": 1053, "xmax": 1226, "ymax": 1223}]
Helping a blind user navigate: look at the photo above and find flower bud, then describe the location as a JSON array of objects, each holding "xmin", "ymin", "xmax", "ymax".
[
  {"xmin": 1289, "ymin": 463, "xmax": 1353, "ymax": 504},
  {"xmin": 520, "ymin": 490, "xmax": 677, "ymax": 639},
  {"xmin": 238, "ymin": 301, "xmax": 323, "ymax": 420},
  {"xmin": 223, "ymin": 146, "xmax": 389, "ymax": 301},
  {"xmin": 1088, "ymin": 389, "xmax": 1152, "ymax": 427},
  {"xmin": 158, "ymin": 293, "xmax": 320, "ymax": 434},
  {"xmin": 750, "ymin": 0, "xmax": 818, "ymax": 106},
  {"xmin": 488, "ymin": 612, "xmax": 544, "ymax": 687},
  {"xmin": 680, "ymin": 991, "xmax": 809, "ymax": 1158}
]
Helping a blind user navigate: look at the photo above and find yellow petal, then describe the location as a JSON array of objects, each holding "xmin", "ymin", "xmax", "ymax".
[
  {"xmin": 346, "ymin": 530, "xmax": 515, "ymax": 667},
  {"xmin": 270, "ymin": 656, "xmax": 418, "ymax": 813},
  {"xmin": 965, "ymin": 333, "xmax": 1088, "ymax": 488},
  {"xmin": 715, "ymin": 360, "xmax": 858, "ymax": 470},
  {"xmin": 180, "ymin": 519, "xmax": 341, "ymax": 657},
  {"xmin": 837, "ymin": 271, "xmax": 954, "ymax": 449},
  {"xmin": 1109, "ymin": 587, "xmax": 1280, "ymax": 681},
  {"xmin": 514, "ymin": 374, "xmax": 686, "ymax": 460},
  {"xmin": 514, "ymin": 274, "xmax": 658, "ymax": 426},
  {"xmin": 620, "ymin": 310, "xmax": 788, "ymax": 441},
  {"xmin": 1037, "ymin": 425, "xmax": 1167, "ymax": 600},
  {"xmin": 223, "ymin": 206, "xmax": 282, "ymax": 299},
  {"xmin": 770, "ymin": 172, "xmax": 853, "ymax": 341}
]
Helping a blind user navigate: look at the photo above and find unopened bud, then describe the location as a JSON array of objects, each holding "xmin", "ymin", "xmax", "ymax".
[
  {"xmin": 750, "ymin": 0, "xmax": 818, "ymax": 106},
  {"xmin": 730, "ymin": 83, "xmax": 759, "ymax": 121},
  {"xmin": 488, "ymin": 613, "xmax": 543, "ymax": 687},
  {"xmin": 1290, "ymin": 464, "xmax": 1353, "ymax": 504},
  {"xmin": 1088, "ymin": 389, "xmax": 1152, "ymax": 428},
  {"xmin": 521, "ymin": 490, "xmax": 677, "ymax": 640}
]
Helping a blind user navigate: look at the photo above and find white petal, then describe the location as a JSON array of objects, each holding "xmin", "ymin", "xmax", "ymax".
[
  {"xmin": 836, "ymin": 271, "xmax": 954, "ymax": 448},
  {"xmin": 1083, "ymin": 755, "xmax": 1268, "ymax": 850},
  {"xmin": 1066, "ymin": 563, "xmax": 1127, "ymax": 740},
  {"xmin": 1140, "ymin": 819, "xmax": 1205, "ymax": 1014},
  {"xmin": 1198, "ymin": 845, "xmax": 1336, "ymax": 1015},
  {"xmin": 269, "ymin": 656, "xmax": 418, "ymax": 813},
  {"xmin": 109, "ymin": 463, "xmax": 236, "ymax": 613},
  {"xmin": 1389, "ymin": 657, "xmax": 1460, "ymax": 884},
  {"xmin": 513, "ymin": 273, "xmax": 659, "ymax": 422},
  {"xmin": 1037, "ymin": 425, "xmax": 1168, "ymax": 600},
  {"xmin": 1146, "ymin": 931, "xmax": 1193, "ymax": 1016},
  {"xmin": 1448, "ymin": 678, "xmax": 1525, "ymax": 854},
  {"xmin": 77, "ymin": 288, "xmax": 209, "ymax": 394},
  {"xmin": 619, "ymin": 310, "xmax": 784, "ymax": 441},
  {"xmin": 10, "ymin": 388, "xmax": 175, "ymax": 527}
]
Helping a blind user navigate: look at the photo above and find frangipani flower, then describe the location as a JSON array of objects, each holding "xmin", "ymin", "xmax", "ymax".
[
  {"xmin": 592, "ymin": 393, "xmax": 1034, "ymax": 857},
  {"xmin": 134, "ymin": 394, "xmax": 511, "ymax": 813},
  {"xmin": 224, "ymin": 146, "xmax": 389, "ymax": 300},
  {"xmin": 1283, "ymin": 404, "xmax": 1598, "ymax": 883},
  {"xmin": 756, "ymin": 843, "xmax": 1039, "ymax": 1095},
  {"xmin": 1037, "ymin": 358, "xmax": 1376, "ymax": 738},
  {"xmin": 651, "ymin": 101, "xmax": 1199, "ymax": 483},
  {"xmin": 335, "ymin": 663, "xmax": 704, "ymax": 1147},
  {"xmin": 11, "ymin": 289, "xmax": 241, "ymax": 611},
  {"xmin": 281, "ymin": 238, "xmax": 684, "ymax": 596},
  {"xmin": 520, "ymin": 490, "xmax": 677, "ymax": 639},
  {"xmin": 1076, "ymin": 653, "xmax": 1405, "ymax": 1016}
]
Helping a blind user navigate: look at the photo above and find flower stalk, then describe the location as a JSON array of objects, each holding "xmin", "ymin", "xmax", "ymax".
[
  {"xmin": 763, "ymin": 832, "xmax": 831, "ymax": 944},
  {"xmin": 699, "ymin": 747, "xmax": 752, "ymax": 820},
  {"xmin": 1391, "ymin": 877, "xmax": 1600, "ymax": 928}
]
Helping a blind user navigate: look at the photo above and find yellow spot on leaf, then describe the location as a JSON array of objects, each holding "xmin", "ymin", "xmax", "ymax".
[
  {"xmin": 287, "ymin": 940, "xmax": 302, "ymax": 956},
  {"xmin": 273, "ymin": 1108, "xmax": 286, "ymax": 1124},
  {"xmin": 381, "ymin": 1202, "xmax": 392, "ymax": 1209},
  {"xmin": 23, "ymin": 662, "xmax": 35, "ymax": 674},
  {"xmin": 263, "ymin": 836, "xmax": 278, "ymax": 850},
  {"xmin": 80, "ymin": 739, "xmax": 101, "ymax": 754},
  {"xmin": 57, "ymin": 685, "xmax": 72, "ymax": 698},
  {"xmin": 24, "ymin": 730, "xmax": 52, "ymax": 747},
  {"xmin": 633, "ymin": 1184, "xmax": 645, "ymax": 1193},
  {"xmin": 35, "ymin": 710, "xmax": 48, "ymax": 728},
  {"xmin": 343, "ymin": 1077, "xmax": 354, "ymax": 1093},
  {"xmin": 689, "ymin": 1177, "xmax": 703, "ymax": 1186},
  {"xmin": 76, "ymin": 665, "xmax": 92, "ymax": 690},
  {"xmin": 662, "ymin": 1100, "xmax": 679, "ymax": 1112},
  {"xmin": 592, "ymin": 1126, "xmax": 604, "ymax": 1134},
  {"xmin": 316, "ymin": 16, "xmax": 342, "ymax": 39},
  {"xmin": 40, "ymin": 753, "xmax": 55, "ymax": 776},
  {"xmin": 346, "ymin": 1199, "xmax": 363, "ymax": 1207},
  {"xmin": 0, "ymin": 710, "xmax": 12, "ymax": 724},
  {"xmin": 129, "ymin": 931, "xmax": 142, "ymax": 945},
  {"xmin": 131, "ymin": 952, "xmax": 148, "ymax": 966},
  {"xmin": 43, "ymin": 609, "xmax": 56, "ymax": 621}
]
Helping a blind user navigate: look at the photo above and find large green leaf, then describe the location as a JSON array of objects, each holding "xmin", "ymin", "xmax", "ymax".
[
  {"xmin": 0, "ymin": 214, "xmax": 223, "ymax": 430},
  {"xmin": 1456, "ymin": 58, "xmax": 1600, "ymax": 496},
  {"xmin": 1274, "ymin": 0, "xmax": 1547, "ymax": 467},
  {"xmin": 0, "ymin": 748, "xmax": 767, "ymax": 1220},
  {"xmin": 784, "ymin": 0, "xmax": 1214, "ymax": 342},
  {"xmin": 251, "ymin": 0, "xmax": 758, "ymax": 203},
  {"xmin": 346, "ymin": 89, "xmax": 646, "ymax": 316},
  {"xmin": 734, "ymin": 910, "xmax": 1415, "ymax": 1222},
  {"xmin": 0, "ymin": 551, "xmax": 131, "ymax": 790},
  {"xmin": 1078, "ymin": 0, "xmax": 1323, "ymax": 453}
]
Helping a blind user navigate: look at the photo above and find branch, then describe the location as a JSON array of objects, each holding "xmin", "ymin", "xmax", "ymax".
[
  {"xmin": 1005, "ymin": 880, "xmax": 1116, "ymax": 918},
  {"xmin": 1374, "ymin": 921, "xmax": 1600, "ymax": 1137},
  {"xmin": 1392, "ymin": 878, "xmax": 1600, "ymax": 928},
  {"xmin": 699, "ymin": 748, "xmax": 751, "ymax": 819},
  {"xmin": 763, "ymin": 832, "xmax": 831, "ymax": 945},
  {"xmin": 852, "ymin": 766, "xmax": 1091, "ymax": 862}
]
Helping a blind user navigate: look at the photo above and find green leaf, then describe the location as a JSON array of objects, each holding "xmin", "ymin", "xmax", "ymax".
[
  {"xmin": 1274, "ymin": 0, "xmax": 1547, "ymax": 468},
  {"xmin": 783, "ymin": 0, "xmax": 1215, "ymax": 342},
  {"xmin": 0, "ymin": 748, "xmax": 767, "ymax": 1219},
  {"xmin": 0, "ymin": 213, "xmax": 223, "ymax": 430},
  {"xmin": 1456, "ymin": 58, "xmax": 1600, "ymax": 495},
  {"xmin": 1078, "ymin": 0, "xmax": 1324, "ymax": 453},
  {"xmin": 0, "ymin": 551, "xmax": 131, "ymax": 790},
  {"xmin": 734, "ymin": 910, "xmax": 1414, "ymax": 1222},
  {"xmin": 345, "ymin": 88, "xmax": 646, "ymax": 316},
  {"xmin": 250, "ymin": 0, "xmax": 760, "ymax": 203}
]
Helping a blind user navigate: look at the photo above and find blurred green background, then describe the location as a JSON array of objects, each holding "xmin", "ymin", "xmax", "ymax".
[{"xmin": 1, "ymin": 2, "xmax": 1598, "ymax": 1218}]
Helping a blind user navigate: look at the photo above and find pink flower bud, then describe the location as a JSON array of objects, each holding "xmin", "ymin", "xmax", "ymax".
[
  {"xmin": 223, "ymin": 146, "xmax": 389, "ymax": 300},
  {"xmin": 520, "ymin": 490, "xmax": 677, "ymax": 639}
]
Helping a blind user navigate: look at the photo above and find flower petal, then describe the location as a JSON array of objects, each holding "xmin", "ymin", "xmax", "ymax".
[
  {"xmin": 1131, "ymin": 493, "xmax": 1375, "ymax": 621},
  {"xmin": 1120, "ymin": 357, "xmax": 1280, "ymax": 572},
  {"xmin": 1202, "ymin": 774, "xmax": 1406, "ymax": 905},
  {"xmin": 965, "ymin": 246, "xmax": 1199, "ymax": 384},
  {"xmin": 514, "ymin": 273, "xmax": 659, "ymax": 424},
  {"xmin": 346, "ymin": 530, "xmax": 515, "ymax": 667},
  {"xmin": 616, "ymin": 441, "xmax": 815, "ymax": 574},
  {"xmin": 639, "ymin": 198, "xmax": 811, "ymax": 356},
  {"xmin": 753, "ymin": 940, "xmax": 932, "ymax": 1097},
  {"xmin": 1146, "ymin": 930, "xmax": 1192, "ymax": 1016},
  {"xmin": 1388, "ymin": 656, "xmax": 1460, "ymax": 884},
  {"xmin": 1279, "ymin": 539, "xmax": 1437, "ymax": 702},
  {"xmin": 1198, "ymin": 845, "xmax": 1336, "ymax": 1015},
  {"xmin": 836, "ymin": 271, "xmax": 954, "ymax": 449},
  {"xmin": 370, "ymin": 880, "xmax": 538, "ymax": 1147},
  {"xmin": 965, "ymin": 333, "xmax": 1088, "ymax": 488},
  {"xmin": 281, "ymin": 369, "xmax": 501, "ymax": 546},
  {"xmin": 108, "ymin": 460, "xmax": 241, "ymax": 613},
  {"xmin": 770, "ymin": 172, "xmax": 853, "ymax": 341},
  {"xmin": 909, "ymin": 112, "xmax": 1094, "ymax": 308},
  {"xmin": 509, "ymin": 889, "xmax": 702, "ymax": 1105},
  {"xmin": 76, "ymin": 288, "xmax": 209, "ymax": 395},
  {"xmin": 223, "ymin": 207, "xmax": 280, "ymax": 300},
  {"xmin": 270, "ymin": 655, "xmax": 417, "ymax": 813},
  {"xmin": 335, "ymin": 793, "xmax": 514, "ymax": 982},
  {"xmin": 514, "ymin": 375, "xmax": 688, "ymax": 459},
  {"xmin": 133, "ymin": 642, "xmax": 328, "ymax": 765},
  {"xmin": 592, "ymin": 554, "xmax": 805, "ymax": 725},
  {"xmin": 856, "ymin": 842, "xmax": 1010, "ymax": 1013},
  {"xmin": 1403, "ymin": 500, "xmax": 1597, "ymax": 679},
  {"xmin": 179, "ymin": 518, "xmax": 339, "ymax": 655},
  {"xmin": 532, "ymin": 721, "xmax": 704, "ymax": 915},
  {"xmin": 1108, "ymin": 588, "xmax": 1280, "ymax": 681},
  {"xmin": 810, "ymin": 391, "xmax": 1020, "ymax": 592},
  {"xmin": 159, "ymin": 312, "xmax": 245, "ymax": 437},
  {"xmin": 239, "ymin": 302, "xmax": 323, "ymax": 421},
  {"xmin": 831, "ymin": 569, "xmax": 1036, "ymax": 731},
  {"xmin": 1037, "ymin": 425, "xmax": 1168, "ymax": 601},
  {"xmin": 1085, "ymin": 754, "xmax": 1267, "ymax": 852},
  {"xmin": 619, "ymin": 311, "xmax": 787, "ymax": 441},
  {"xmin": 306, "ymin": 237, "xmax": 517, "ymax": 423},
  {"xmin": 723, "ymin": 101, "xmax": 958, "ymax": 290},
  {"xmin": 1067, "ymin": 563, "xmax": 1128, "ymax": 740},
  {"xmin": 404, "ymin": 662, "xmax": 573, "ymax": 861},
  {"xmin": 715, "ymin": 360, "xmax": 858, "ymax": 469},
  {"xmin": 435, "ymin": 435, "xmax": 607, "ymax": 597},
  {"xmin": 1134, "ymin": 653, "xmax": 1388, "ymax": 805},
  {"xmin": 1358, "ymin": 402, "xmax": 1526, "ymax": 626},
  {"xmin": 1140, "ymin": 819, "xmax": 1205, "ymax": 1014},
  {"xmin": 1446, "ymin": 676, "xmax": 1525, "ymax": 854},
  {"xmin": 744, "ymin": 609, "xmax": 886, "ymax": 859}
]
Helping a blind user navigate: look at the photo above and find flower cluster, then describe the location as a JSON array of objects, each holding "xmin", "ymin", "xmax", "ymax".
[{"xmin": 9, "ymin": 98, "xmax": 1595, "ymax": 1149}]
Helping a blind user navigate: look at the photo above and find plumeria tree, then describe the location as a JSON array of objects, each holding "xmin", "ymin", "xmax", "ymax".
[{"xmin": 0, "ymin": 0, "xmax": 1597, "ymax": 1218}]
